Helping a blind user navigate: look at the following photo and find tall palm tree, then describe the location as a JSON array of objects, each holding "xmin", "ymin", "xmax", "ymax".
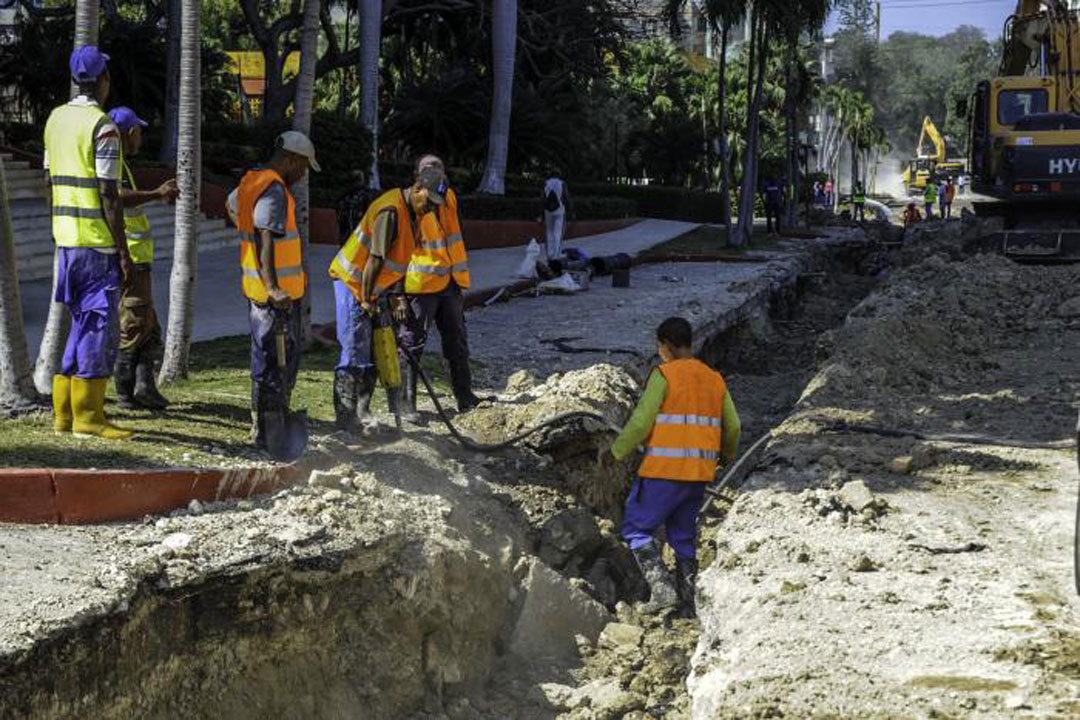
[
  {"xmin": 732, "ymin": 11, "xmax": 771, "ymax": 247},
  {"xmin": 35, "ymin": 0, "xmax": 99, "ymax": 394},
  {"xmin": 0, "ymin": 154, "xmax": 39, "ymax": 410},
  {"xmin": 476, "ymin": 0, "xmax": 518, "ymax": 195},
  {"xmin": 666, "ymin": 0, "xmax": 747, "ymax": 232},
  {"xmin": 159, "ymin": 0, "xmax": 201, "ymax": 382},
  {"xmin": 292, "ymin": 0, "xmax": 320, "ymax": 345},
  {"xmin": 359, "ymin": 0, "xmax": 383, "ymax": 190}
]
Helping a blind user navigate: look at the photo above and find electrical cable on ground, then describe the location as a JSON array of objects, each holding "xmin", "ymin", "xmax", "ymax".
[{"xmin": 406, "ymin": 352, "xmax": 616, "ymax": 453}]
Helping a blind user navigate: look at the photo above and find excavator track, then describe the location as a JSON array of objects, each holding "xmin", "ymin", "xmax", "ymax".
[{"xmin": 965, "ymin": 199, "xmax": 1080, "ymax": 263}]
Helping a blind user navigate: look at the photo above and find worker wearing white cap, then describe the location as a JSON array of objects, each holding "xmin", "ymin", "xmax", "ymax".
[{"xmin": 227, "ymin": 130, "xmax": 318, "ymax": 454}]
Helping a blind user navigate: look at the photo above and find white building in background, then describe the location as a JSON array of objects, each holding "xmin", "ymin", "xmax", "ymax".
[{"xmin": 629, "ymin": 0, "xmax": 752, "ymax": 59}]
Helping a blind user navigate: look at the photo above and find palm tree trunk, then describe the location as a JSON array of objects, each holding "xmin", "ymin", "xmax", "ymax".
[
  {"xmin": 716, "ymin": 20, "xmax": 732, "ymax": 231},
  {"xmin": 159, "ymin": 0, "xmax": 182, "ymax": 164},
  {"xmin": 734, "ymin": 18, "xmax": 768, "ymax": 247},
  {"xmin": 0, "ymin": 156, "xmax": 39, "ymax": 409},
  {"xmin": 292, "ymin": 0, "xmax": 320, "ymax": 346},
  {"xmin": 359, "ymin": 0, "xmax": 382, "ymax": 190},
  {"xmin": 476, "ymin": 0, "xmax": 518, "ymax": 195},
  {"xmin": 37, "ymin": 0, "xmax": 98, "ymax": 393},
  {"xmin": 159, "ymin": 0, "xmax": 201, "ymax": 383},
  {"xmin": 783, "ymin": 43, "xmax": 796, "ymax": 227}
]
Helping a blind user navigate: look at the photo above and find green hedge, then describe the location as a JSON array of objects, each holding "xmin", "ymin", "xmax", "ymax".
[
  {"xmin": 456, "ymin": 194, "xmax": 637, "ymax": 222},
  {"xmin": 570, "ymin": 183, "xmax": 725, "ymax": 223}
]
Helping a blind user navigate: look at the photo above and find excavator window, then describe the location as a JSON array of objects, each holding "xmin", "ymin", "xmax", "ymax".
[{"xmin": 997, "ymin": 89, "xmax": 1049, "ymax": 125}]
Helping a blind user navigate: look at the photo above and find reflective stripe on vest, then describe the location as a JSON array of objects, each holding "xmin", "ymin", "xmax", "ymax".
[
  {"xmin": 405, "ymin": 188, "xmax": 470, "ymax": 294},
  {"xmin": 638, "ymin": 358, "xmax": 727, "ymax": 483},
  {"xmin": 44, "ymin": 104, "xmax": 117, "ymax": 249},
  {"xmin": 235, "ymin": 168, "xmax": 307, "ymax": 303},
  {"xmin": 122, "ymin": 163, "xmax": 154, "ymax": 264},
  {"xmin": 328, "ymin": 189, "xmax": 417, "ymax": 302}
]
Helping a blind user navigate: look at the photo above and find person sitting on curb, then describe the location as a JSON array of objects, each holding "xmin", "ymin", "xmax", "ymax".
[{"xmin": 604, "ymin": 317, "xmax": 741, "ymax": 618}]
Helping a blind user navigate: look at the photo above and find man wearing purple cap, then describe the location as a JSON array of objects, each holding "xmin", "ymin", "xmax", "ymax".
[
  {"xmin": 43, "ymin": 46, "xmax": 135, "ymax": 439},
  {"xmin": 108, "ymin": 106, "xmax": 179, "ymax": 411}
]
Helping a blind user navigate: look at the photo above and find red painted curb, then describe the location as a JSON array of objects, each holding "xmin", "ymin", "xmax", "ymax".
[
  {"xmin": 0, "ymin": 470, "xmax": 58, "ymax": 524},
  {"xmin": 1, "ymin": 462, "xmax": 309, "ymax": 526}
]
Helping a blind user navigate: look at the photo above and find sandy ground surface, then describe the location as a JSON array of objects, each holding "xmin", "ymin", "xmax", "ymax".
[{"xmin": 690, "ymin": 244, "xmax": 1080, "ymax": 717}]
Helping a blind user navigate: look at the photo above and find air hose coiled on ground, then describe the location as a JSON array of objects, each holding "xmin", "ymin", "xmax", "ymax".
[{"xmin": 403, "ymin": 351, "xmax": 614, "ymax": 453}]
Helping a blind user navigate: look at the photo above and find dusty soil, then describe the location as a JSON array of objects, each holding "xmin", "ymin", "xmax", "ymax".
[
  {"xmin": 690, "ymin": 249, "xmax": 1080, "ymax": 717},
  {"xmin": 0, "ymin": 230, "xmax": 895, "ymax": 720}
]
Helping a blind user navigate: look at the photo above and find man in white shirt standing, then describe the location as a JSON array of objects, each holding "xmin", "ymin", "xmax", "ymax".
[
  {"xmin": 542, "ymin": 176, "xmax": 570, "ymax": 261},
  {"xmin": 44, "ymin": 46, "xmax": 135, "ymax": 440}
]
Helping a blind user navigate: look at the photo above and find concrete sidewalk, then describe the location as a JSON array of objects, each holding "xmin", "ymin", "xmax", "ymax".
[{"xmin": 19, "ymin": 219, "xmax": 699, "ymax": 356}]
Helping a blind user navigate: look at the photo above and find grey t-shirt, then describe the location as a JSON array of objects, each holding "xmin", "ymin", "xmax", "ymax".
[{"xmin": 227, "ymin": 183, "xmax": 287, "ymax": 235}]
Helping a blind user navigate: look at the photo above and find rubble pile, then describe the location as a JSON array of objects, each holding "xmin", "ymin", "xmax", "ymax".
[{"xmin": 689, "ymin": 248, "xmax": 1080, "ymax": 717}]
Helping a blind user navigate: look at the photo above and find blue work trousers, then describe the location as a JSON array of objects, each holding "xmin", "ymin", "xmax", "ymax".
[
  {"xmin": 333, "ymin": 280, "xmax": 374, "ymax": 372},
  {"xmin": 56, "ymin": 247, "xmax": 120, "ymax": 379},
  {"xmin": 621, "ymin": 477, "xmax": 706, "ymax": 560}
]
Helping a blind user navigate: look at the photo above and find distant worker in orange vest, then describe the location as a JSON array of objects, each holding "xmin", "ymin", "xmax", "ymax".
[
  {"xmin": 606, "ymin": 317, "xmax": 741, "ymax": 617},
  {"xmin": 327, "ymin": 169, "xmax": 446, "ymax": 432},
  {"xmin": 395, "ymin": 154, "xmax": 481, "ymax": 421},
  {"xmin": 227, "ymin": 131, "xmax": 317, "ymax": 452}
]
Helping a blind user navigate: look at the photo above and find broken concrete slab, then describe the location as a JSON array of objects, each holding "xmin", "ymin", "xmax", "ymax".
[
  {"xmin": 598, "ymin": 622, "xmax": 644, "ymax": 652},
  {"xmin": 838, "ymin": 480, "xmax": 875, "ymax": 513},
  {"xmin": 510, "ymin": 558, "xmax": 611, "ymax": 663}
]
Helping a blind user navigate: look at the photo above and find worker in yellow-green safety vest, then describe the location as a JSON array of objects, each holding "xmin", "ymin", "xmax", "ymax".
[
  {"xmin": 603, "ymin": 317, "xmax": 741, "ymax": 618},
  {"xmin": 109, "ymin": 106, "xmax": 179, "ymax": 411},
  {"xmin": 923, "ymin": 179, "xmax": 938, "ymax": 219},
  {"xmin": 852, "ymin": 182, "xmax": 866, "ymax": 223},
  {"xmin": 44, "ymin": 46, "xmax": 136, "ymax": 440},
  {"xmin": 395, "ymin": 155, "xmax": 481, "ymax": 422},
  {"xmin": 227, "ymin": 131, "xmax": 316, "ymax": 454}
]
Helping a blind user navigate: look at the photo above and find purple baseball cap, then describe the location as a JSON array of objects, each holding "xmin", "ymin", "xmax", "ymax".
[
  {"xmin": 108, "ymin": 106, "xmax": 148, "ymax": 132},
  {"xmin": 69, "ymin": 46, "xmax": 109, "ymax": 82}
]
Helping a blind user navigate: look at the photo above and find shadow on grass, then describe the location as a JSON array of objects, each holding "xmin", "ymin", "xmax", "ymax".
[{"xmin": 1, "ymin": 444, "xmax": 162, "ymax": 469}]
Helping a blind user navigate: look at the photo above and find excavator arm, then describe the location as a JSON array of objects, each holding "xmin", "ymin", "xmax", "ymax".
[{"xmin": 915, "ymin": 116, "xmax": 947, "ymax": 162}]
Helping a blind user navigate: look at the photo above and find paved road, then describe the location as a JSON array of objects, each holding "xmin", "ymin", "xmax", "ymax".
[{"xmin": 19, "ymin": 219, "xmax": 699, "ymax": 359}]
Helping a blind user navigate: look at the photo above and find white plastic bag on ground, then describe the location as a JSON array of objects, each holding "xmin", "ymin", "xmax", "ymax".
[
  {"xmin": 537, "ymin": 273, "xmax": 583, "ymax": 295},
  {"xmin": 515, "ymin": 238, "xmax": 542, "ymax": 279}
]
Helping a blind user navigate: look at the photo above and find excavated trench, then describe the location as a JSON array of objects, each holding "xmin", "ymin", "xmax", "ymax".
[{"xmin": 0, "ymin": 235, "xmax": 885, "ymax": 720}]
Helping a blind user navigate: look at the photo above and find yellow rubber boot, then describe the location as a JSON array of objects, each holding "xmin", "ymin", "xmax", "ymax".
[
  {"xmin": 52, "ymin": 374, "xmax": 73, "ymax": 433},
  {"xmin": 72, "ymin": 377, "xmax": 135, "ymax": 440}
]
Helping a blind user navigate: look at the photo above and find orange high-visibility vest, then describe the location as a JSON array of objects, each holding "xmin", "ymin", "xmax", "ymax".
[
  {"xmin": 638, "ymin": 358, "xmax": 727, "ymax": 482},
  {"xmin": 329, "ymin": 189, "xmax": 416, "ymax": 301},
  {"xmin": 235, "ymin": 168, "xmax": 306, "ymax": 303},
  {"xmin": 406, "ymin": 188, "xmax": 471, "ymax": 294}
]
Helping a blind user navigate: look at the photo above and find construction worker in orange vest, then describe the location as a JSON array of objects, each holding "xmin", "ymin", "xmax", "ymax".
[
  {"xmin": 227, "ymin": 131, "xmax": 317, "ymax": 453},
  {"xmin": 606, "ymin": 317, "xmax": 741, "ymax": 617},
  {"xmin": 395, "ymin": 155, "xmax": 480, "ymax": 421},
  {"xmin": 327, "ymin": 168, "xmax": 446, "ymax": 432}
]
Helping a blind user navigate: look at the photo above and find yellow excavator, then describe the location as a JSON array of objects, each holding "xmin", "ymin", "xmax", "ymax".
[
  {"xmin": 965, "ymin": 0, "xmax": 1080, "ymax": 260},
  {"xmin": 901, "ymin": 116, "xmax": 965, "ymax": 193}
]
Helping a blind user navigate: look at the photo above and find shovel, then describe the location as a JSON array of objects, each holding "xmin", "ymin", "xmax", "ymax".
[{"xmin": 263, "ymin": 307, "xmax": 308, "ymax": 462}]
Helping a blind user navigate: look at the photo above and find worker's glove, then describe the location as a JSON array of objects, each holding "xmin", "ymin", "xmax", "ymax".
[{"xmin": 391, "ymin": 296, "xmax": 411, "ymax": 324}]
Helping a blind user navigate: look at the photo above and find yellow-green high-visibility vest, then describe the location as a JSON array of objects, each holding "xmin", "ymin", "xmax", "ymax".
[
  {"xmin": 121, "ymin": 162, "xmax": 154, "ymax": 264},
  {"xmin": 43, "ymin": 103, "xmax": 120, "ymax": 249}
]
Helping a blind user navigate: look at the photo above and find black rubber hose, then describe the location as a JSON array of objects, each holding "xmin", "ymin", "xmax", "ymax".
[{"xmin": 405, "ymin": 352, "xmax": 612, "ymax": 453}]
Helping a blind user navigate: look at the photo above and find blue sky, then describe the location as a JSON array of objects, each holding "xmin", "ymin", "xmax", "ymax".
[{"xmin": 826, "ymin": 0, "xmax": 1015, "ymax": 40}]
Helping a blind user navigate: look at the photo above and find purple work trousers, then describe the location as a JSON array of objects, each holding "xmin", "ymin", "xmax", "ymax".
[
  {"xmin": 55, "ymin": 247, "xmax": 121, "ymax": 379},
  {"xmin": 621, "ymin": 477, "xmax": 706, "ymax": 560}
]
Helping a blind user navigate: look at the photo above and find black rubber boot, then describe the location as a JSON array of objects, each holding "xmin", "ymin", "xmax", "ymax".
[
  {"xmin": 134, "ymin": 353, "xmax": 169, "ymax": 410},
  {"xmin": 113, "ymin": 350, "xmax": 139, "ymax": 409},
  {"xmin": 674, "ymin": 555, "xmax": 699, "ymax": 619},
  {"xmin": 356, "ymin": 369, "xmax": 376, "ymax": 423},
  {"xmin": 449, "ymin": 359, "xmax": 481, "ymax": 412},
  {"xmin": 399, "ymin": 361, "xmax": 420, "ymax": 424},
  {"xmin": 632, "ymin": 542, "xmax": 679, "ymax": 615},
  {"xmin": 333, "ymin": 369, "xmax": 359, "ymax": 432}
]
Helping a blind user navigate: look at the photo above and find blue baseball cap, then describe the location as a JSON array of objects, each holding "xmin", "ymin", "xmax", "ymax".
[
  {"xmin": 69, "ymin": 46, "xmax": 109, "ymax": 82},
  {"xmin": 108, "ymin": 106, "xmax": 148, "ymax": 132}
]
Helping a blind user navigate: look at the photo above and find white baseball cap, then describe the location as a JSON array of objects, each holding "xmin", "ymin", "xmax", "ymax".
[{"xmin": 276, "ymin": 130, "xmax": 321, "ymax": 172}]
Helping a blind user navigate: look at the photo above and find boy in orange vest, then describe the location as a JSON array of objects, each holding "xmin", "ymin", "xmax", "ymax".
[{"xmin": 608, "ymin": 317, "xmax": 740, "ymax": 617}]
